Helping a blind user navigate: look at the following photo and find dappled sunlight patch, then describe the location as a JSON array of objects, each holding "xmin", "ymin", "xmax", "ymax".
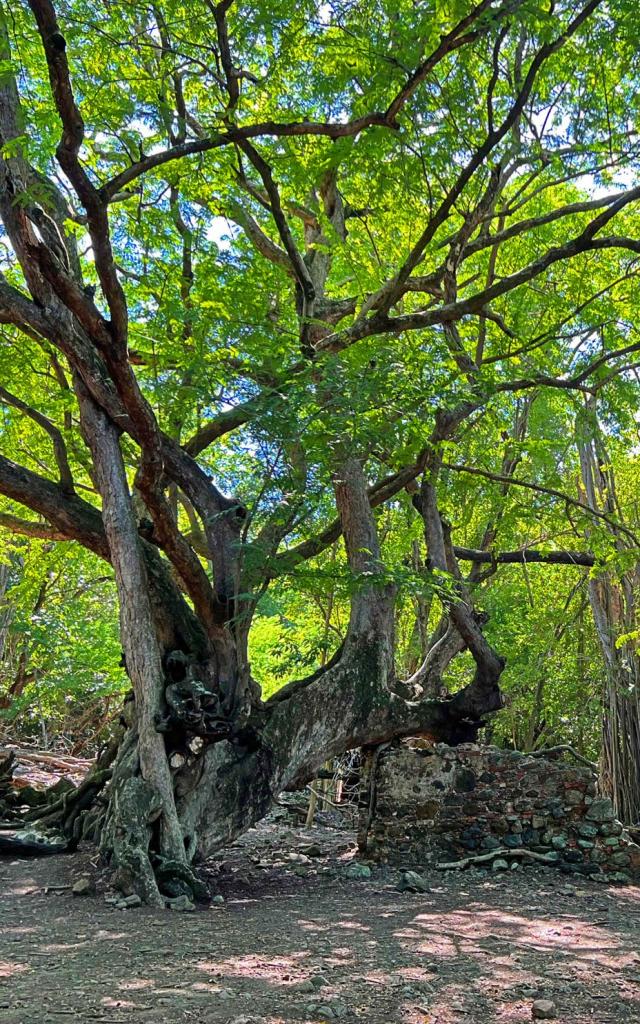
[
  {"xmin": 4, "ymin": 881, "xmax": 41, "ymax": 897},
  {"xmin": 39, "ymin": 940, "xmax": 91, "ymax": 953},
  {"xmin": 334, "ymin": 917, "xmax": 371, "ymax": 932},
  {"xmin": 198, "ymin": 951, "xmax": 310, "ymax": 982},
  {"xmin": 298, "ymin": 917, "xmax": 333, "ymax": 933},
  {"xmin": 191, "ymin": 979, "xmax": 234, "ymax": 993},
  {"xmin": 358, "ymin": 969, "xmax": 395, "ymax": 985},
  {"xmin": 404, "ymin": 981, "xmax": 478, "ymax": 1024},
  {"xmin": 322, "ymin": 947, "xmax": 357, "ymax": 965},
  {"xmin": 117, "ymin": 978, "xmax": 154, "ymax": 991},
  {"xmin": 397, "ymin": 966, "xmax": 438, "ymax": 982},
  {"xmin": 0, "ymin": 960, "xmax": 30, "ymax": 978},
  {"xmin": 607, "ymin": 884, "xmax": 640, "ymax": 906},
  {"xmin": 100, "ymin": 995, "xmax": 146, "ymax": 1009},
  {"xmin": 393, "ymin": 925, "xmax": 459, "ymax": 958},
  {"xmin": 403, "ymin": 906, "xmax": 624, "ymax": 965}
]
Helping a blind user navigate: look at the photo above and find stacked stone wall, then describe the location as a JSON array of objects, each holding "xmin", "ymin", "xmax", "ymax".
[{"xmin": 360, "ymin": 743, "xmax": 640, "ymax": 882}]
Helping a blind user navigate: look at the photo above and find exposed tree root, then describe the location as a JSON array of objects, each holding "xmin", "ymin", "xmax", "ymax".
[{"xmin": 436, "ymin": 848, "xmax": 559, "ymax": 870}]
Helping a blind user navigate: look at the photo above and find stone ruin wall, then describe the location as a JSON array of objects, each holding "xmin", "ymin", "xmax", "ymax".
[{"xmin": 358, "ymin": 743, "xmax": 640, "ymax": 882}]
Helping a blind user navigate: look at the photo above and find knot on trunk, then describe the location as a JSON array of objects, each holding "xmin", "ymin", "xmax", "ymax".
[{"xmin": 157, "ymin": 678, "xmax": 230, "ymax": 739}]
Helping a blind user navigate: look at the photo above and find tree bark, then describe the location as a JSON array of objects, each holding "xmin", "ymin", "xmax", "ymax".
[{"xmin": 577, "ymin": 407, "xmax": 640, "ymax": 824}]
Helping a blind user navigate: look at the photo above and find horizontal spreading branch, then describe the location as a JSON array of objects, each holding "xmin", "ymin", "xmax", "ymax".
[
  {"xmin": 453, "ymin": 546, "xmax": 595, "ymax": 567},
  {"xmin": 0, "ymin": 452, "xmax": 108, "ymax": 557},
  {"xmin": 0, "ymin": 510, "xmax": 68, "ymax": 541}
]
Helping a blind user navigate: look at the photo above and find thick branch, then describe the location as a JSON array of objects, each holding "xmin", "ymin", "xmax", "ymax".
[
  {"xmin": 0, "ymin": 384, "xmax": 74, "ymax": 493},
  {"xmin": 0, "ymin": 452, "xmax": 107, "ymax": 556},
  {"xmin": 0, "ymin": 510, "xmax": 68, "ymax": 541},
  {"xmin": 28, "ymin": 0, "xmax": 128, "ymax": 345},
  {"xmin": 453, "ymin": 545, "xmax": 596, "ymax": 567}
]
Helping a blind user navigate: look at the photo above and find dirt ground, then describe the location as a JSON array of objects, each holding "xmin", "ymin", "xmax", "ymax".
[{"xmin": 1, "ymin": 817, "xmax": 639, "ymax": 1024}]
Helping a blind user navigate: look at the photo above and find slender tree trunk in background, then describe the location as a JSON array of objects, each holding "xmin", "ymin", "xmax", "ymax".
[
  {"xmin": 307, "ymin": 546, "xmax": 338, "ymax": 824},
  {"xmin": 0, "ymin": 560, "xmax": 11, "ymax": 666},
  {"xmin": 578, "ymin": 404, "xmax": 640, "ymax": 824}
]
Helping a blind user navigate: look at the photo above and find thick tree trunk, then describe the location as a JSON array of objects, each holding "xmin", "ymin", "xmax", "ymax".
[
  {"xmin": 13, "ymin": 462, "xmax": 508, "ymax": 908},
  {"xmin": 24, "ymin": 453, "xmax": 507, "ymax": 906}
]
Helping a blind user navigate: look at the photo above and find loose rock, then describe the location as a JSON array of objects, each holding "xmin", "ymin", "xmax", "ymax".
[
  {"xmin": 532, "ymin": 998, "xmax": 557, "ymax": 1019},
  {"xmin": 344, "ymin": 862, "xmax": 371, "ymax": 880},
  {"xmin": 397, "ymin": 870, "xmax": 430, "ymax": 893},
  {"xmin": 72, "ymin": 875, "xmax": 95, "ymax": 896},
  {"xmin": 116, "ymin": 894, "xmax": 142, "ymax": 909},
  {"xmin": 167, "ymin": 894, "xmax": 195, "ymax": 912}
]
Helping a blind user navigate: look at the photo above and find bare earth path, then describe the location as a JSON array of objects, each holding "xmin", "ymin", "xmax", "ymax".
[{"xmin": 1, "ymin": 820, "xmax": 639, "ymax": 1024}]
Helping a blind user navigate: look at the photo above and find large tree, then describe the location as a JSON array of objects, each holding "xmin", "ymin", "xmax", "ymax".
[{"xmin": 1, "ymin": 0, "xmax": 640, "ymax": 902}]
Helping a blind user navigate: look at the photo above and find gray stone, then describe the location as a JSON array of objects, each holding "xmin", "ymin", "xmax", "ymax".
[
  {"xmin": 599, "ymin": 821, "xmax": 623, "ymax": 836},
  {"xmin": 564, "ymin": 790, "xmax": 584, "ymax": 806},
  {"xmin": 481, "ymin": 836, "xmax": 502, "ymax": 851},
  {"xmin": 398, "ymin": 870, "xmax": 430, "ymax": 893},
  {"xmin": 311, "ymin": 1008, "xmax": 335, "ymax": 1021},
  {"xmin": 611, "ymin": 851, "xmax": 631, "ymax": 866},
  {"xmin": 492, "ymin": 858, "xmax": 509, "ymax": 872},
  {"xmin": 167, "ymin": 894, "xmax": 195, "ymax": 912},
  {"xmin": 344, "ymin": 863, "xmax": 371, "ymax": 880},
  {"xmin": 608, "ymin": 871, "xmax": 631, "ymax": 883},
  {"xmin": 117, "ymin": 894, "xmax": 142, "ymax": 909},
  {"xmin": 504, "ymin": 834, "xmax": 523, "ymax": 848},
  {"xmin": 532, "ymin": 998, "xmax": 557, "ymax": 1019},
  {"xmin": 72, "ymin": 876, "xmax": 95, "ymax": 896},
  {"xmin": 306, "ymin": 1003, "xmax": 347, "ymax": 1020},
  {"xmin": 603, "ymin": 836, "xmax": 620, "ymax": 847},
  {"xmin": 585, "ymin": 797, "xmax": 615, "ymax": 822},
  {"xmin": 292, "ymin": 980, "xmax": 316, "ymax": 994},
  {"xmin": 577, "ymin": 839, "xmax": 594, "ymax": 849},
  {"xmin": 578, "ymin": 823, "xmax": 598, "ymax": 838},
  {"xmin": 551, "ymin": 835, "xmax": 567, "ymax": 850},
  {"xmin": 301, "ymin": 844, "xmax": 323, "ymax": 857}
]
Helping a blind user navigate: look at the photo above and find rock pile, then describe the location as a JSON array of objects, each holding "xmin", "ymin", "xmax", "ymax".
[{"xmin": 360, "ymin": 743, "xmax": 640, "ymax": 881}]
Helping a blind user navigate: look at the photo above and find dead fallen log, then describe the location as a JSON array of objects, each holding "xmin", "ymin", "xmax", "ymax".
[
  {"xmin": 0, "ymin": 831, "xmax": 69, "ymax": 856},
  {"xmin": 436, "ymin": 847, "xmax": 559, "ymax": 870},
  {"xmin": 3, "ymin": 747, "xmax": 93, "ymax": 772}
]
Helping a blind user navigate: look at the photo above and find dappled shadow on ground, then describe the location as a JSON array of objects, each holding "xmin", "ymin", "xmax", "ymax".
[{"xmin": 1, "ymin": 823, "xmax": 639, "ymax": 1024}]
